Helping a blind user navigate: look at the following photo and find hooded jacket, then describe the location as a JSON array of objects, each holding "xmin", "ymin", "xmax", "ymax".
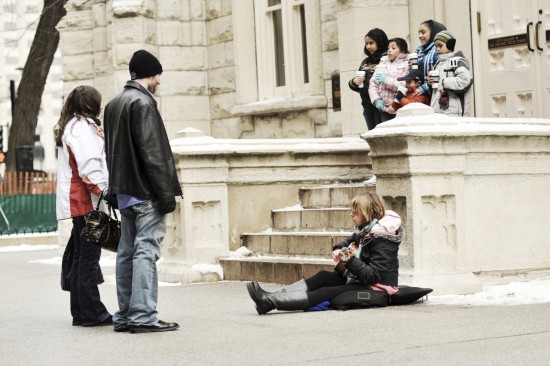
[
  {"xmin": 103, "ymin": 81, "xmax": 182, "ymax": 203},
  {"xmin": 368, "ymin": 53, "xmax": 409, "ymax": 114},
  {"xmin": 349, "ymin": 52, "xmax": 385, "ymax": 110},
  {"xmin": 56, "ymin": 116, "xmax": 109, "ymax": 219},
  {"xmin": 333, "ymin": 210, "xmax": 403, "ymax": 286},
  {"xmin": 430, "ymin": 50, "xmax": 473, "ymax": 116},
  {"xmin": 416, "ymin": 20, "xmax": 447, "ymax": 94}
]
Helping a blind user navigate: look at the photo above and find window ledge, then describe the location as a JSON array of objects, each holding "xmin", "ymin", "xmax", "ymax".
[{"xmin": 231, "ymin": 95, "xmax": 327, "ymax": 117}]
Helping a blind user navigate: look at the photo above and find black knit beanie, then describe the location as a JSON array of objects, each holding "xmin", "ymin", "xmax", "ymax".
[{"xmin": 129, "ymin": 50, "xmax": 163, "ymax": 80}]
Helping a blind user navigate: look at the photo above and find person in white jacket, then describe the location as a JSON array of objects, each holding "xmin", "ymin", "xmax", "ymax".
[
  {"xmin": 428, "ymin": 30, "xmax": 473, "ymax": 116},
  {"xmin": 55, "ymin": 85, "xmax": 112, "ymax": 327}
]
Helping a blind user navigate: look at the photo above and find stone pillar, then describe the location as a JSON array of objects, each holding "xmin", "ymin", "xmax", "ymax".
[
  {"xmin": 364, "ymin": 105, "xmax": 481, "ymax": 295},
  {"xmin": 363, "ymin": 103, "xmax": 482, "ymax": 295},
  {"xmin": 158, "ymin": 128, "xmax": 229, "ymax": 283},
  {"xmin": 58, "ymin": 1, "xmax": 98, "ymax": 95},
  {"xmin": 364, "ymin": 103, "xmax": 550, "ymax": 295}
]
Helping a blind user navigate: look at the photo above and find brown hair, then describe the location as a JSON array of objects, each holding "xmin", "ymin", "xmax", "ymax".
[
  {"xmin": 351, "ymin": 192, "xmax": 386, "ymax": 225},
  {"xmin": 54, "ymin": 85, "xmax": 102, "ymax": 146}
]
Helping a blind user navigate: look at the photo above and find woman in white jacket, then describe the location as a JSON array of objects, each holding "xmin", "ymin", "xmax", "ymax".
[{"xmin": 55, "ymin": 86, "xmax": 112, "ymax": 327}]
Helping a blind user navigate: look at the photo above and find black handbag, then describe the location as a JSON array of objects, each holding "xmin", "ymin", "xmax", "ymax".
[{"xmin": 80, "ymin": 192, "xmax": 120, "ymax": 252}]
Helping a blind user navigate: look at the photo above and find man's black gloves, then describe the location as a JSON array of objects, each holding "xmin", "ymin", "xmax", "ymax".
[{"xmin": 157, "ymin": 196, "xmax": 176, "ymax": 214}]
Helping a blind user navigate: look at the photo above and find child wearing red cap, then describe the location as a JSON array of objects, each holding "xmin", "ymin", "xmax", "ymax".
[{"xmin": 391, "ymin": 68, "xmax": 430, "ymax": 111}]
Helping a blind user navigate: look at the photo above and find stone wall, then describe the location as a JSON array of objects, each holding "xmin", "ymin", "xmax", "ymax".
[
  {"xmin": 57, "ymin": 0, "xmax": 360, "ymax": 140},
  {"xmin": 58, "ymin": 0, "xmax": 212, "ymax": 139},
  {"xmin": 57, "ymin": 0, "xmax": 476, "ymax": 141}
]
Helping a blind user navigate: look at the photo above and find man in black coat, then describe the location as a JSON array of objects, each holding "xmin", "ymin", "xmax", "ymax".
[{"xmin": 104, "ymin": 49, "xmax": 182, "ymax": 334}]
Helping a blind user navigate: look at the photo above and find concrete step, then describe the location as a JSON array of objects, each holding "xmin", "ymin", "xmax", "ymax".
[
  {"xmin": 241, "ymin": 231, "xmax": 351, "ymax": 257},
  {"xmin": 299, "ymin": 183, "xmax": 375, "ymax": 209},
  {"xmin": 272, "ymin": 207, "xmax": 350, "ymax": 231},
  {"xmin": 220, "ymin": 256, "xmax": 335, "ymax": 284},
  {"xmin": 224, "ymin": 183, "xmax": 375, "ymax": 285}
]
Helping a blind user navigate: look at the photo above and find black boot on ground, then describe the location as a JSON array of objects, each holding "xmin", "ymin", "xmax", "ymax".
[
  {"xmin": 246, "ymin": 282, "xmax": 309, "ymax": 315},
  {"xmin": 251, "ymin": 279, "xmax": 308, "ymax": 296}
]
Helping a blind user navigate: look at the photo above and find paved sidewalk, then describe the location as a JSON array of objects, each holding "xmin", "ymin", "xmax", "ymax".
[{"xmin": 1, "ymin": 248, "xmax": 550, "ymax": 366}]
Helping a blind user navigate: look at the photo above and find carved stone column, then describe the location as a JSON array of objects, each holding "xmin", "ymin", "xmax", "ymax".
[{"xmin": 363, "ymin": 103, "xmax": 550, "ymax": 294}]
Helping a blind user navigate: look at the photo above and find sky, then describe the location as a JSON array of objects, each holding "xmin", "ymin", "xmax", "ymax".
[{"xmin": 2, "ymin": 243, "xmax": 550, "ymax": 306}]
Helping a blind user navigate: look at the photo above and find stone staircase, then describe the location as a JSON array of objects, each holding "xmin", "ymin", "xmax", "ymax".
[{"xmin": 220, "ymin": 184, "xmax": 375, "ymax": 284}]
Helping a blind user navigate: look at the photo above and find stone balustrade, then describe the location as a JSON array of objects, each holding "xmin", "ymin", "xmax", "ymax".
[{"xmin": 158, "ymin": 128, "xmax": 371, "ymax": 282}]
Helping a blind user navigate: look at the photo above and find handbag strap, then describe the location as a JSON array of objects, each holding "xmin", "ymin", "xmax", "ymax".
[
  {"xmin": 109, "ymin": 203, "xmax": 119, "ymax": 221},
  {"xmin": 96, "ymin": 190, "xmax": 105, "ymax": 211}
]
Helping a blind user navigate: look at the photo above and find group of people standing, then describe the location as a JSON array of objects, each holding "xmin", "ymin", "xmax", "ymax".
[
  {"xmin": 349, "ymin": 20, "xmax": 474, "ymax": 131},
  {"xmin": 55, "ymin": 50, "xmax": 182, "ymax": 333}
]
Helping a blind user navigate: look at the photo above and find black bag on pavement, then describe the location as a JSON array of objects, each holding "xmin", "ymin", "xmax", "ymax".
[
  {"xmin": 329, "ymin": 285, "xmax": 433, "ymax": 310},
  {"xmin": 330, "ymin": 288, "xmax": 389, "ymax": 311},
  {"xmin": 388, "ymin": 285, "xmax": 433, "ymax": 305}
]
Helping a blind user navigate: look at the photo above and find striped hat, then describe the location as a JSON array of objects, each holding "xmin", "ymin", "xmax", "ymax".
[{"xmin": 433, "ymin": 30, "xmax": 456, "ymax": 51}]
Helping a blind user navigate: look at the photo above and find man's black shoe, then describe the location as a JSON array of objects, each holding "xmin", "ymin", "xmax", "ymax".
[
  {"xmin": 129, "ymin": 320, "xmax": 179, "ymax": 333},
  {"xmin": 113, "ymin": 324, "xmax": 130, "ymax": 332}
]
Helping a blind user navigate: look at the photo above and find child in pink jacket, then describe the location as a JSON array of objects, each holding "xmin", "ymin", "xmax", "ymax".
[{"xmin": 368, "ymin": 38, "xmax": 409, "ymax": 123}]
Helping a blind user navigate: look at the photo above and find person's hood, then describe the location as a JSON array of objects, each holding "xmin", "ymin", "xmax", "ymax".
[
  {"xmin": 367, "ymin": 51, "xmax": 387, "ymax": 65},
  {"xmin": 369, "ymin": 210, "xmax": 404, "ymax": 243},
  {"xmin": 438, "ymin": 50, "xmax": 469, "ymax": 66},
  {"xmin": 381, "ymin": 52, "xmax": 408, "ymax": 64},
  {"xmin": 428, "ymin": 20, "xmax": 447, "ymax": 45}
]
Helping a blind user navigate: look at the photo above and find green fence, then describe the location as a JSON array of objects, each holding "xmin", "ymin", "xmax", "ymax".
[{"xmin": 0, "ymin": 194, "xmax": 57, "ymax": 235}]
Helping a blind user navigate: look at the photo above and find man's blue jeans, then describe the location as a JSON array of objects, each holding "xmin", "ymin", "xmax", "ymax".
[{"xmin": 113, "ymin": 200, "xmax": 166, "ymax": 328}]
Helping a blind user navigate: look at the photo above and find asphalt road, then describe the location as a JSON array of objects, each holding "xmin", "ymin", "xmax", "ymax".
[{"xmin": 1, "ymin": 248, "xmax": 549, "ymax": 366}]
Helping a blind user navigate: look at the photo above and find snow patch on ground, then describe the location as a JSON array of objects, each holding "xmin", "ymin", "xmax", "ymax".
[
  {"xmin": 427, "ymin": 277, "xmax": 550, "ymax": 306},
  {"xmin": 191, "ymin": 263, "xmax": 224, "ymax": 279}
]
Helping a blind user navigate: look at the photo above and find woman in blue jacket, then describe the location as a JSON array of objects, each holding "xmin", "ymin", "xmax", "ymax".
[{"xmin": 414, "ymin": 20, "xmax": 447, "ymax": 97}]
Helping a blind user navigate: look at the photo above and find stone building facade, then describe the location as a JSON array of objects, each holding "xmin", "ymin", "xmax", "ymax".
[
  {"xmin": 57, "ymin": 0, "xmax": 476, "ymax": 142},
  {"xmin": 4, "ymin": 0, "xmax": 550, "ymax": 172}
]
